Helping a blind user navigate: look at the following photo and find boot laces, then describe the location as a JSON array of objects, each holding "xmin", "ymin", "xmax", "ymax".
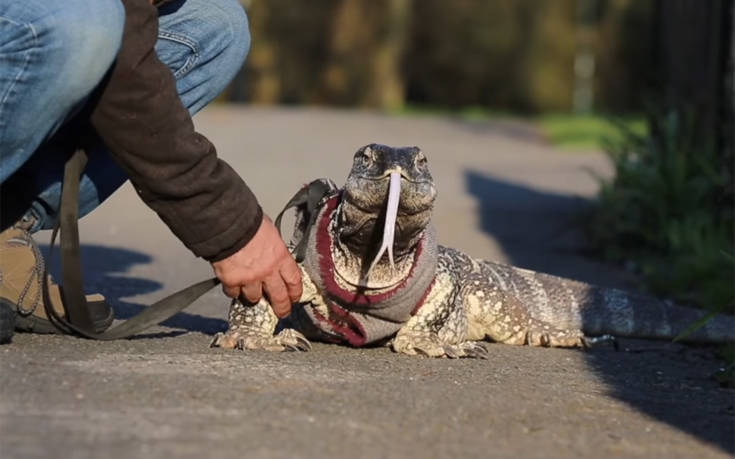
[{"xmin": 10, "ymin": 228, "xmax": 45, "ymax": 316}]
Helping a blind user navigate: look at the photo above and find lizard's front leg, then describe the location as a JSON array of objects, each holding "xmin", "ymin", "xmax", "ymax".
[
  {"xmin": 210, "ymin": 298, "xmax": 311, "ymax": 351},
  {"xmin": 391, "ymin": 271, "xmax": 488, "ymax": 359},
  {"xmin": 210, "ymin": 267, "xmax": 316, "ymax": 352}
]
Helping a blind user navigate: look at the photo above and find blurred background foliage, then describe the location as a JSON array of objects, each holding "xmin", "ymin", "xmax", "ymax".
[
  {"xmin": 229, "ymin": 0, "xmax": 657, "ymax": 115},
  {"xmin": 588, "ymin": 112, "xmax": 734, "ymax": 314}
]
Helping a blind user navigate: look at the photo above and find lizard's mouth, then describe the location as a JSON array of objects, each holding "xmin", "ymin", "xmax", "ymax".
[{"xmin": 340, "ymin": 166, "xmax": 436, "ymax": 285}]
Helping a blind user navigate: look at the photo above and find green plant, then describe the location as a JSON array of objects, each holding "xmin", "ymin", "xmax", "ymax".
[
  {"xmin": 588, "ymin": 111, "xmax": 734, "ymax": 383},
  {"xmin": 587, "ymin": 111, "xmax": 734, "ymax": 313}
]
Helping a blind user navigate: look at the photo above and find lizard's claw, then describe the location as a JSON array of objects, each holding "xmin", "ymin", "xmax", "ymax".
[
  {"xmin": 278, "ymin": 328, "xmax": 313, "ymax": 352},
  {"xmin": 524, "ymin": 327, "xmax": 587, "ymax": 348},
  {"xmin": 443, "ymin": 342, "xmax": 489, "ymax": 359},
  {"xmin": 581, "ymin": 334, "xmax": 618, "ymax": 350},
  {"xmin": 211, "ymin": 328, "xmax": 312, "ymax": 353},
  {"xmin": 392, "ymin": 333, "xmax": 489, "ymax": 359},
  {"xmin": 210, "ymin": 332, "xmax": 237, "ymax": 349},
  {"xmin": 457, "ymin": 342, "xmax": 489, "ymax": 359}
]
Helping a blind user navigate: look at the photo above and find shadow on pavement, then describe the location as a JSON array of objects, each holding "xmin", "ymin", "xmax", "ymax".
[
  {"xmin": 464, "ymin": 169, "xmax": 607, "ymax": 284},
  {"xmin": 40, "ymin": 244, "xmax": 227, "ymax": 335},
  {"xmin": 465, "ymin": 169, "xmax": 735, "ymax": 454}
]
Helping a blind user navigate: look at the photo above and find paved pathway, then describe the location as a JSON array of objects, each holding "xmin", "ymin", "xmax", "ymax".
[{"xmin": 1, "ymin": 106, "xmax": 732, "ymax": 458}]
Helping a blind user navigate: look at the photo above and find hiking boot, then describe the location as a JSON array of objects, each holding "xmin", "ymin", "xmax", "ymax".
[{"xmin": 0, "ymin": 218, "xmax": 114, "ymax": 334}]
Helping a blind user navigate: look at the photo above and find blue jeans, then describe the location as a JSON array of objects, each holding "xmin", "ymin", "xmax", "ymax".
[{"xmin": 0, "ymin": 0, "xmax": 250, "ymax": 232}]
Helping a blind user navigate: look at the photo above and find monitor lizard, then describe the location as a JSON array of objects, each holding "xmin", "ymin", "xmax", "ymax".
[{"xmin": 211, "ymin": 144, "xmax": 734, "ymax": 358}]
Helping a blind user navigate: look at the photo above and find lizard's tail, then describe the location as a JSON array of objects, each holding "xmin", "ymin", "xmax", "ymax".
[
  {"xmin": 486, "ymin": 263, "xmax": 734, "ymax": 343},
  {"xmin": 568, "ymin": 284, "xmax": 734, "ymax": 343}
]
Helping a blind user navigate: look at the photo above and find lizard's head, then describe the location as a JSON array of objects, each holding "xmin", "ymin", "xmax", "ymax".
[{"xmin": 338, "ymin": 144, "xmax": 437, "ymax": 276}]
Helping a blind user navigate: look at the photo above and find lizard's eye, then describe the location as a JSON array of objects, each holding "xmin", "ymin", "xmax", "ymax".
[
  {"xmin": 359, "ymin": 147, "xmax": 375, "ymax": 163},
  {"xmin": 415, "ymin": 151, "xmax": 427, "ymax": 166}
]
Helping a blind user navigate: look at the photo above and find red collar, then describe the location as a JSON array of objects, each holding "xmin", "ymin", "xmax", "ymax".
[{"xmin": 314, "ymin": 196, "xmax": 427, "ymax": 308}]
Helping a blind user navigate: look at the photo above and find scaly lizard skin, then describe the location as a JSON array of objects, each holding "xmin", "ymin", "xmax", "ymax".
[{"xmin": 211, "ymin": 144, "xmax": 735, "ymax": 358}]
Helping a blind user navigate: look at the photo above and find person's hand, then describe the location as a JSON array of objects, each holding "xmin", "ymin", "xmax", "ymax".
[{"xmin": 211, "ymin": 215, "xmax": 302, "ymax": 317}]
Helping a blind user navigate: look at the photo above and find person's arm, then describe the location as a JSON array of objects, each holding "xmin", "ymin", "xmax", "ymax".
[{"xmin": 89, "ymin": 0, "xmax": 300, "ymax": 315}]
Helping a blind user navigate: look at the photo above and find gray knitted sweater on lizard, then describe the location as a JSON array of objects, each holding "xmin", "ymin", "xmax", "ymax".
[{"xmin": 290, "ymin": 195, "xmax": 438, "ymax": 346}]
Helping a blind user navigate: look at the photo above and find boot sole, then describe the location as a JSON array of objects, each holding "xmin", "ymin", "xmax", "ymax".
[
  {"xmin": 14, "ymin": 298, "xmax": 115, "ymax": 335},
  {"xmin": 0, "ymin": 299, "xmax": 16, "ymax": 344}
]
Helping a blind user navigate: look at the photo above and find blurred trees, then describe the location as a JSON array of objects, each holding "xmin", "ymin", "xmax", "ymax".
[
  {"xmin": 405, "ymin": 0, "xmax": 577, "ymax": 112},
  {"xmin": 228, "ymin": 0, "xmax": 665, "ymax": 114},
  {"xmin": 236, "ymin": 0, "xmax": 411, "ymax": 109},
  {"xmin": 652, "ymin": 0, "xmax": 733, "ymax": 198},
  {"xmin": 320, "ymin": 0, "xmax": 410, "ymax": 108}
]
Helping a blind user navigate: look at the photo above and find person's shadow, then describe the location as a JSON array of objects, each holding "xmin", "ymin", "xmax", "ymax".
[{"xmin": 39, "ymin": 244, "xmax": 227, "ymax": 336}]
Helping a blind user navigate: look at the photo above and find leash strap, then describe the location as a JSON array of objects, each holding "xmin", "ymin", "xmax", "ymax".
[
  {"xmin": 274, "ymin": 178, "xmax": 338, "ymax": 263},
  {"xmin": 43, "ymin": 148, "xmax": 220, "ymax": 340}
]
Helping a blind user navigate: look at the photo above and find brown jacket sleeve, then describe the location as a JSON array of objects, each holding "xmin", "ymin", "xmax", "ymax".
[{"xmin": 89, "ymin": 0, "xmax": 262, "ymax": 262}]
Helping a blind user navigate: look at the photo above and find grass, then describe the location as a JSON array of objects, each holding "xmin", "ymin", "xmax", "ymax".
[
  {"xmin": 536, "ymin": 113, "xmax": 647, "ymax": 150},
  {"xmin": 389, "ymin": 104, "xmax": 646, "ymax": 151}
]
